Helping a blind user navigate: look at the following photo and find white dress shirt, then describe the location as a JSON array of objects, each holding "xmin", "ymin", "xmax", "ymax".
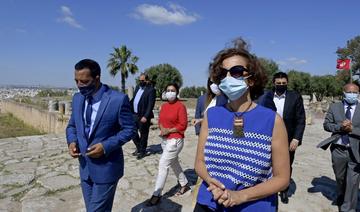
[
  {"xmin": 133, "ymin": 87, "xmax": 144, "ymax": 113},
  {"xmin": 273, "ymin": 91, "xmax": 286, "ymax": 118}
]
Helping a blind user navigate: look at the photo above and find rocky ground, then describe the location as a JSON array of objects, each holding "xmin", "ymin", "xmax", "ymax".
[{"xmin": 0, "ymin": 116, "xmax": 351, "ymax": 212}]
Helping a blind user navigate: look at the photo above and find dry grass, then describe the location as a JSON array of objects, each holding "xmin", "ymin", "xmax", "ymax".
[
  {"xmin": 154, "ymin": 98, "xmax": 198, "ymax": 110},
  {"xmin": 0, "ymin": 113, "xmax": 44, "ymax": 139}
]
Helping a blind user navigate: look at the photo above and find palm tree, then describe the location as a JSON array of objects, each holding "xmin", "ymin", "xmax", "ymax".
[{"xmin": 107, "ymin": 45, "xmax": 139, "ymax": 93}]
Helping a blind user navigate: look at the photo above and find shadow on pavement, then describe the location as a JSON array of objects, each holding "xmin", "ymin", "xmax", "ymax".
[
  {"xmin": 131, "ymin": 197, "xmax": 182, "ymax": 212},
  {"xmin": 147, "ymin": 144, "xmax": 163, "ymax": 155},
  {"xmin": 287, "ymin": 178, "xmax": 297, "ymax": 198},
  {"xmin": 307, "ymin": 176, "xmax": 337, "ymax": 203}
]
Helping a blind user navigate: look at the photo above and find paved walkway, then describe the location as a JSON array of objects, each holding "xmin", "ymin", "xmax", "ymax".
[{"xmin": 0, "ymin": 118, "xmax": 349, "ymax": 212}]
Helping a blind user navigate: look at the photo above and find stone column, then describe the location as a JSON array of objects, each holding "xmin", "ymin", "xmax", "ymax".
[
  {"xmin": 48, "ymin": 100, "xmax": 58, "ymax": 112},
  {"xmin": 58, "ymin": 101, "xmax": 65, "ymax": 115},
  {"xmin": 65, "ymin": 101, "xmax": 72, "ymax": 115}
]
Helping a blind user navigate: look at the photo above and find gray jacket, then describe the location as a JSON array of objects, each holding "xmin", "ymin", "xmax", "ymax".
[{"xmin": 318, "ymin": 101, "xmax": 360, "ymax": 163}]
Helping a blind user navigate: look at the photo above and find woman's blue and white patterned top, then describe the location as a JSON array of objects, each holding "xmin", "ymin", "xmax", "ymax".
[{"xmin": 197, "ymin": 104, "xmax": 276, "ymax": 211}]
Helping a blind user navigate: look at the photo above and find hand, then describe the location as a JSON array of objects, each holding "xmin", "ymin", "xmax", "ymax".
[
  {"xmin": 160, "ymin": 128, "xmax": 170, "ymax": 136},
  {"xmin": 140, "ymin": 117, "xmax": 147, "ymax": 123},
  {"xmin": 191, "ymin": 118, "xmax": 202, "ymax": 126},
  {"xmin": 206, "ymin": 177, "xmax": 225, "ymax": 201},
  {"xmin": 342, "ymin": 119, "xmax": 352, "ymax": 132},
  {"xmin": 86, "ymin": 143, "xmax": 105, "ymax": 158},
  {"xmin": 68, "ymin": 142, "xmax": 80, "ymax": 158},
  {"xmin": 341, "ymin": 120, "xmax": 352, "ymax": 132},
  {"xmin": 289, "ymin": 139, "xmax": 299, "ymax": 152},
  {"xmin": 220, "ymin": 190, "xmax": 246, "ymax": 208}
]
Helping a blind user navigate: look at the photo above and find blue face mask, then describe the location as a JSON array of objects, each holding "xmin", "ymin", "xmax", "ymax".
[
  {"xmin": 344, "ymin": 92, "xmax": 359, "ymax": 105},
  {"xmin": 78, "ymin": 81, "xmax": 96, "ymax": 97},
  {"xmin": 219, "ymin": 76, "xmax": 248, "ymax": 101}
]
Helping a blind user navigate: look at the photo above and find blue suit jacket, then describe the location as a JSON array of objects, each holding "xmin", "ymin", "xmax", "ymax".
[{"xmin": 66, "ymin": 85, "xmax": 135, "ymax": 183}]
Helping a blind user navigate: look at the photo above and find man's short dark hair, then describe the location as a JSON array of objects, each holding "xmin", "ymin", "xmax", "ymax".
[
  {"xmin": 272, "ymin": 72, "xmax": 288, "ymax": 83},
  {"xmin": 75, "ymin": 59, "xmax": 101, "ymax": 78}
]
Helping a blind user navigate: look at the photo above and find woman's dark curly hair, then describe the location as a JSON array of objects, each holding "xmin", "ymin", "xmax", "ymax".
[{"xmin": 210, "ymin": 38, "xmax": 268, "ymax": 100}]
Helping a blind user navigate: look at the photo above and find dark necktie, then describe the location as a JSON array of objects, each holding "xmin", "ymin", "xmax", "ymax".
[
  {"xmin": 341, "ymin": 105, "xmax": 352, "ymax": 145},
  {"xmin": 85, "ymin": 97, "xmax": 92, "ymax": 138}
]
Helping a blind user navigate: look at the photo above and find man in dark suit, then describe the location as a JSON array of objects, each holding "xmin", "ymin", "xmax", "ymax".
[
  {"xmin": 66, "ymin": 59, "xmax": 135, "ymax": 211},
  {"xmin": 270, "ymin": 72, "xmax": 306, "ymax": 204},
  {"xmin": 320, "ymin": 83, "xmax": 360, "ymax": 211},
  {"xmin": 130, "ymin": 73, "xmax": 156, "ymax": 160}
]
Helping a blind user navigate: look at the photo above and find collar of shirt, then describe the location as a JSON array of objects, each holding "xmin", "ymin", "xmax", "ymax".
[
  {"xmin": 274, "ymin": 91, "xmax": 286, "ymax": 99},
  {"xmin": 343, "ymin": 101, "xmax": 357, "ymax": 111},
  {"xmin": 91, "ymin": 83, "xmax": 106, "ymax": 103}
]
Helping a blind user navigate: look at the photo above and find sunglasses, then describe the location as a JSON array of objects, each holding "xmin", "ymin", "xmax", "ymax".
[{"xmin": 219, "ymin": 65, "xmax": 249, "ymax": 80}]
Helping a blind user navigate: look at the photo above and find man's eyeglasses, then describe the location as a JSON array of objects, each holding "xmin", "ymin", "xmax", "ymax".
[{"xmin": 219, "ymin": 65, "xmax": 249, "ymax": 80}]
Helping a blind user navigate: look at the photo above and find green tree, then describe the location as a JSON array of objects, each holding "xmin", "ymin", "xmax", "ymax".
[
  {"xmin": 107, "ymin": 45, "xmax": 139, "ymax": 93},
  {"xmin": 336, "ymin": 35, "xmax": 360, "ymax": 76},
  {"xmin": 287, "ymin": 70, "xmax": 312, "ymax": 95},
  {"xmin": 144, "ymin": 64, "xmax": 183, "ymax": 97},
  {"xmin": 37, "ymin": 89, "xmax": 68, "ymax": 97},
  {"xmin": 335, "ymin": 69, "xmax": 351, "ymax": 88},
  {"xmin": 311, "ymin": 75, "xmax": 341, "ymax": 101},
  {"xmin": 258, "ymin": 58, "xmax": 281, "ymax": 89},
  {"xmin": 180, "ymin": 86, "xmax": 206, "ymax": 98}
]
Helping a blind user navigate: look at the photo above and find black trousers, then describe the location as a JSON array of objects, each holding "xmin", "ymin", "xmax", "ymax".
[
  {"xmin": 132, "ymin": 114, "xmax": 151, "ymax": 154},
  {"xmin": 193, "ymin": 203, "xmax": 214, "ymax": 212},
  {"xmin": 281, "ymin": 150, "xmax": 295, "ymax": 193}
]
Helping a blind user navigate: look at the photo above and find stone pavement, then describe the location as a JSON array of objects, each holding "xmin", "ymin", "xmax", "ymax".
[{"xmin": 0, "ymin": 117, "xmax": 349, "ymax": 212}]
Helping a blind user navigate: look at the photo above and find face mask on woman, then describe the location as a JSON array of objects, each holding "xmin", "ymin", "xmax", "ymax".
[
  {"xmin": 165, "ymin": 91, "xmax": 177, "ymax": 101},
  {"xmin": 219, "ymin": 76, "xmax": 248, "ymax": 101},
  {"xmin": 344, "ymin": 92, "xmax": 359, "ymax": 105},
  {"xmin": 210, "ymin": 83, "xmax": 221, "ymax": 95}
]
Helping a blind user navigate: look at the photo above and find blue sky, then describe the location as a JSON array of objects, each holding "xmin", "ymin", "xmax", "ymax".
[{"xmin": 1, "ymin": 0, "xmax": 360, "ymax": 88}]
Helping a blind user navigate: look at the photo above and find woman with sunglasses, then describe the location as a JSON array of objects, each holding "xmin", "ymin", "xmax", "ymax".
[
  {"xmin": 147, "ymin": 83, "xmax": 190, "ymax": 206},
  {"xmin": 194, "ymin": 38, "xmax": 290, "ymax": 211}
]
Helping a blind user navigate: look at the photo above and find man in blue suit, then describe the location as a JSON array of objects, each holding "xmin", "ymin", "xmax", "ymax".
[{"xmin": 66, "ymin": 59, "xmax": 135, "ymax": 211}]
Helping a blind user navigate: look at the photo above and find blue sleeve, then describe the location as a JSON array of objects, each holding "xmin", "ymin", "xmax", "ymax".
[
  {"xmin": 102, "ymin": 95, "xmax": 136, "ymax": 156},
  {"xmin": 66, "ymin": 96, "xmax": 78, "ymax": 145}
]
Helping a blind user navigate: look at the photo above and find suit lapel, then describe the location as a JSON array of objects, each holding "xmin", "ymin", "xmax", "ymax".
[
  {"xmin": 138, "ymin": 86, "xmax": 147, "ymax": 103},
  {"xmin": 77, "ymin": 95, "xmax": 85, "ymax": 137},
  {"xmin": 351, "ymin": 103, "xmax": 360, "ymax": 122},
  {"xmin": 337, "ymin": 102, "xmax": 346, "ymax": 120},
  {"xmin": 89, "ymin": 90, "xmax": 111, "ymax": 138},
  {"xmin": 282, "ymin": 91, "xmax": 290, "ymax": 119}
]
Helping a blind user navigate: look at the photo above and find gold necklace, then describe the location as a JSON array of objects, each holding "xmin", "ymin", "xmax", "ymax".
[{"xmin": 229, "ymin": 101, "xmax": 253, "ymax": 138}]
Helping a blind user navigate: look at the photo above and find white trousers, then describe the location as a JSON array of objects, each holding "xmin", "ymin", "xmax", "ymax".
[{"xmin": 153, "ymin": 138, "xmax": 188, "ymax": 196}]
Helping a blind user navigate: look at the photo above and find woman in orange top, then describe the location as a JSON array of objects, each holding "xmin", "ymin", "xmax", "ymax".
[{"xmin": 147, "ymin": 83, "xmax": 190, "ymax": 206}]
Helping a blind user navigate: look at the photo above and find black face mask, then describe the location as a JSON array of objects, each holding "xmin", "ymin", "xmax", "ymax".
[
  {"xmin": 78, "ymin": 80, "xmax": 96, "ymax": 97},
  {"xmin": 139, "ymin": 81, "xmax": 146, "ymax": 87},
  {"xmin": 275, "ymin": 85, "xmax": 287, "ymax": 95}
]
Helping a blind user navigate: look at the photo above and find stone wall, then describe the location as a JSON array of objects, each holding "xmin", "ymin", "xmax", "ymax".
[{"xmin": 0, "ymin": 100, "xmax": 69, "ymax": 134}]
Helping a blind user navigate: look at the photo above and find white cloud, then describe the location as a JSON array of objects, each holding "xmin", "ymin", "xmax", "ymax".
[
  {"xmin": 15, "ymin": 28, "xmax": 27, "ymax": 33},
  {"xmin": 132, "ymin": 3, "xmax": 200, "ymax": 25},
  {"xmin": 57, "ymin": 6, "xmax": 84, "ymax": 29},
  {"xmin": 277, "ymin": 57, "xmax": 308, "ymax": 66},
  {"xmin": 287, "ymin": 57, "xmax": 307, "ymax": 64}
]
